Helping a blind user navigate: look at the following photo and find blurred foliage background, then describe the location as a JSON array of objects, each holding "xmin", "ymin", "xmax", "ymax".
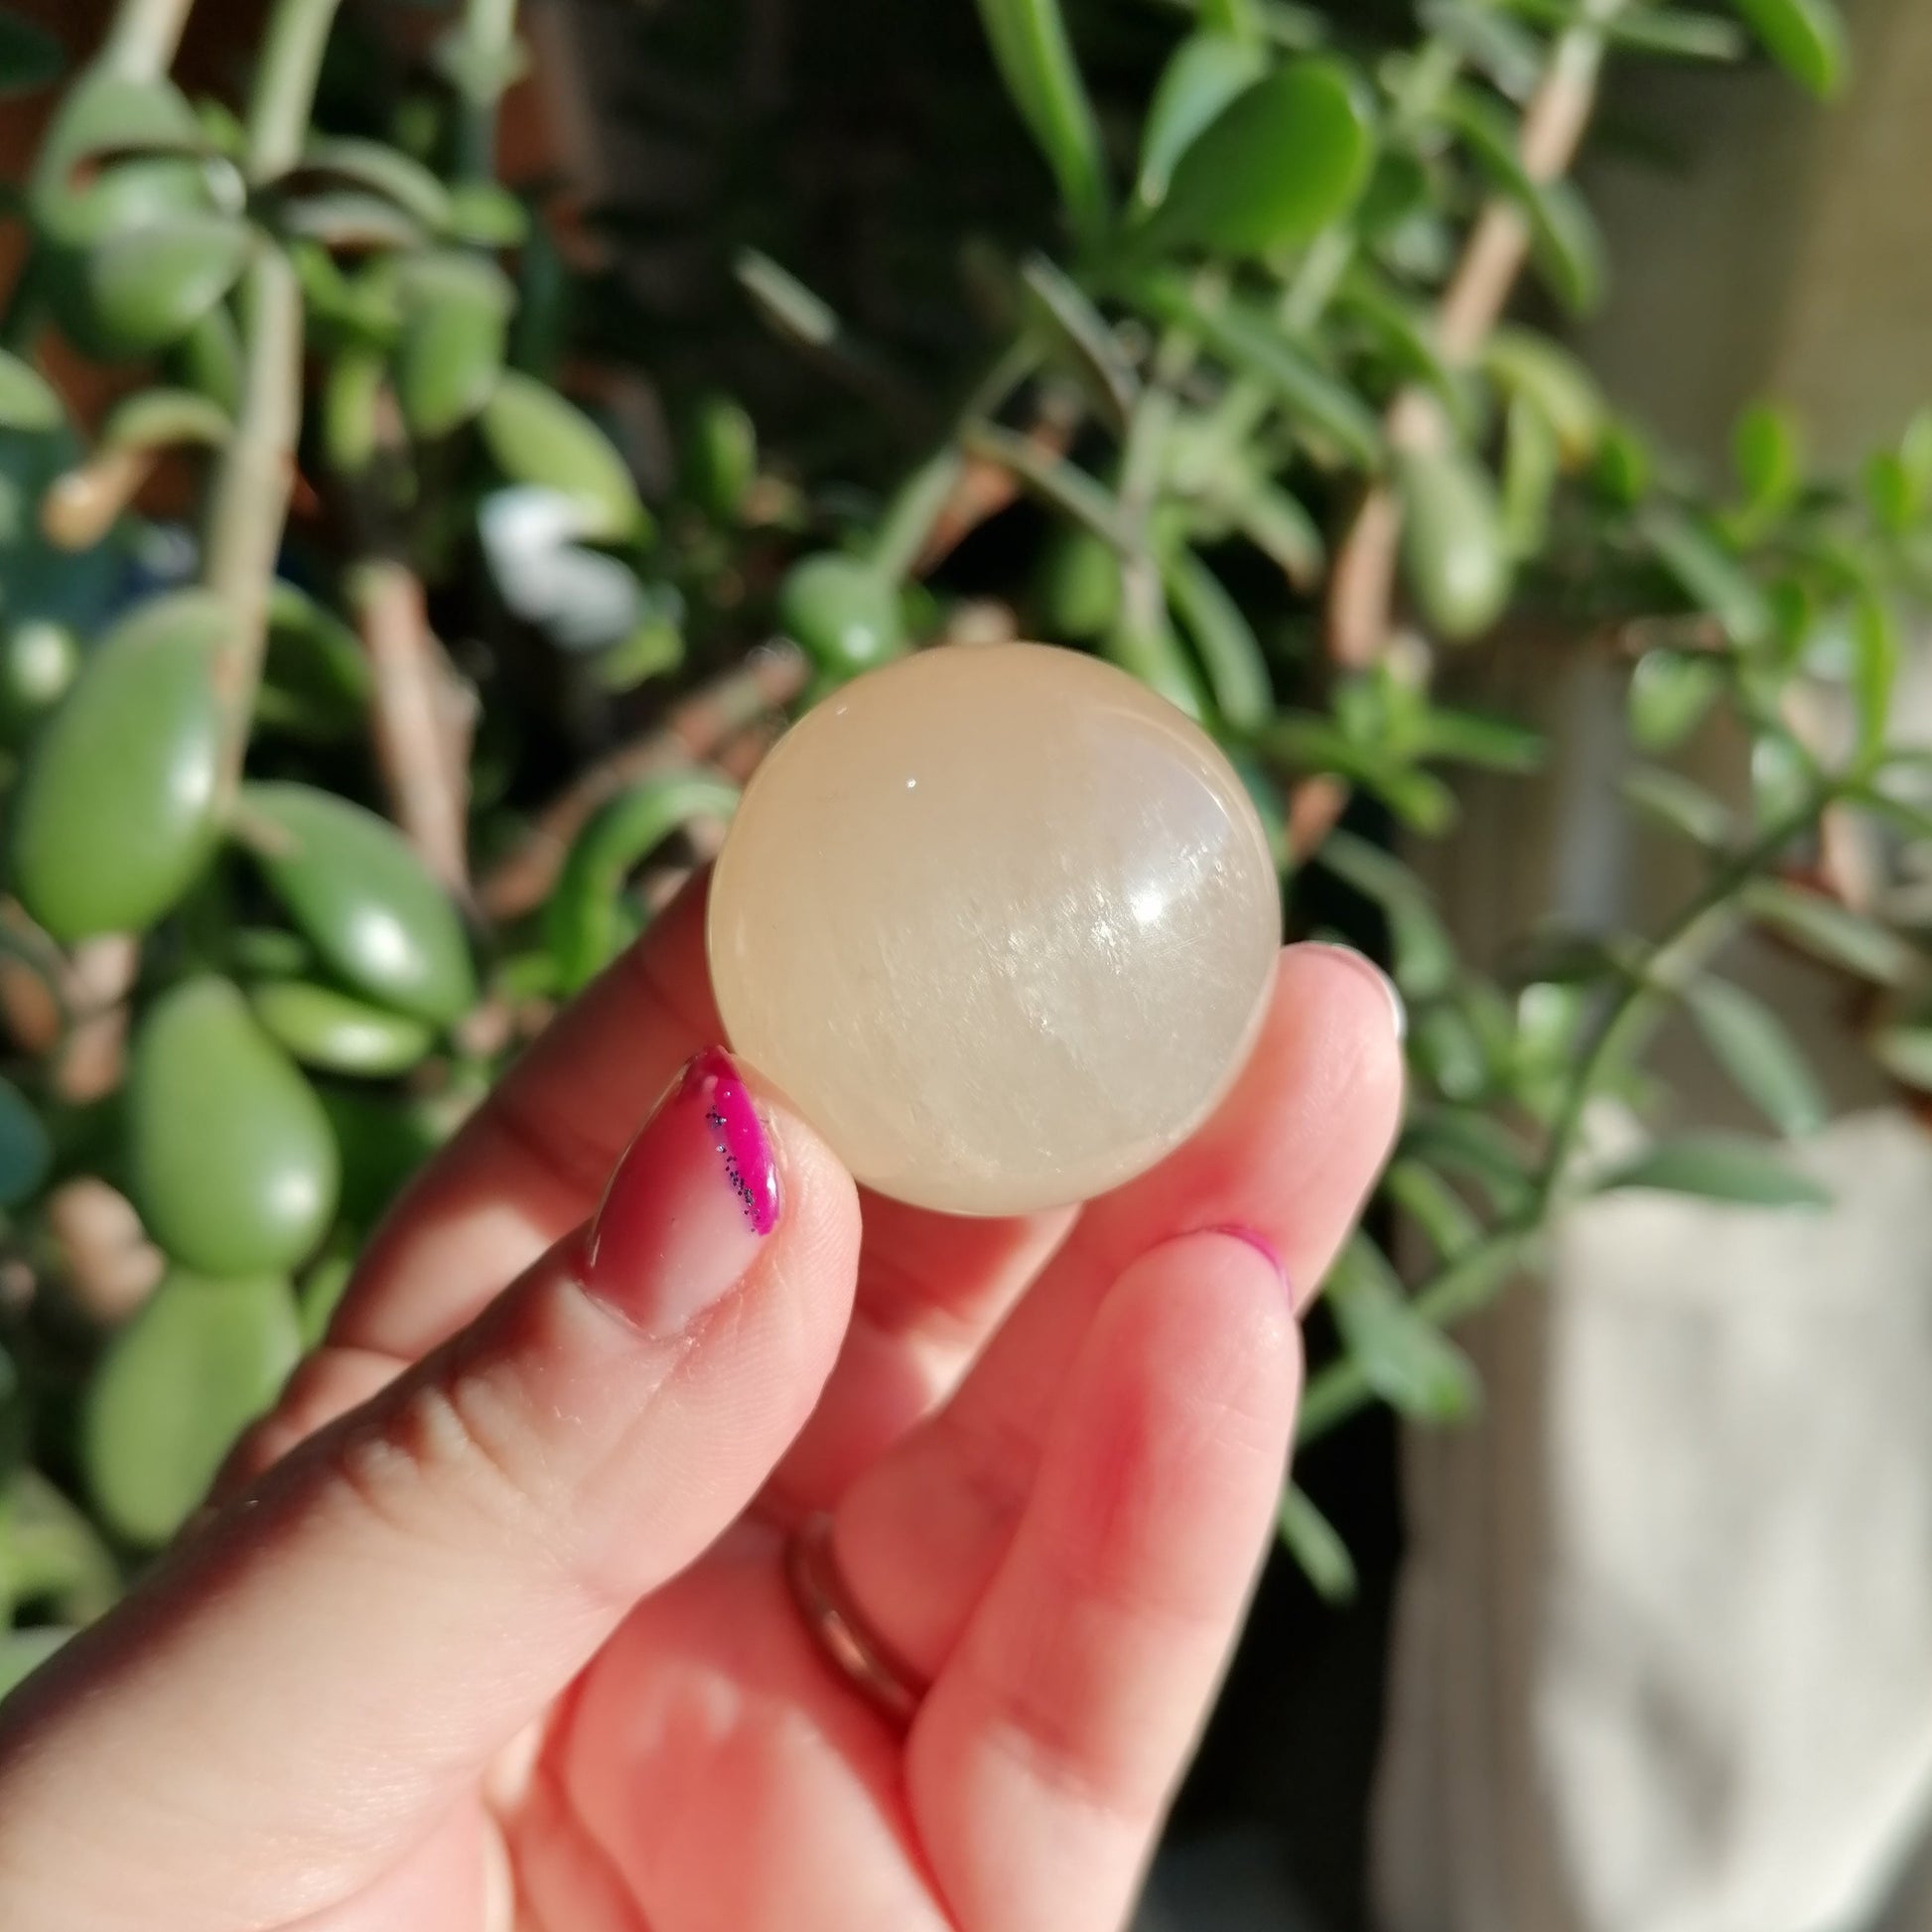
[{"xmin": 0, "ymin": 0, "xmax": 1926, "ymax": 1904}]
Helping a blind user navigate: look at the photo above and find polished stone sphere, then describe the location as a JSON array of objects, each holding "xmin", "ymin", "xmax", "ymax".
[{"xmin": 707, "ymin": 642, "xmax": 1282, "ymax": 1214}]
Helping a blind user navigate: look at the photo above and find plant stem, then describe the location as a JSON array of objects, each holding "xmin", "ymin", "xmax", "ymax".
[
  {"xmin": 350, "ymin": 562, "xmax": 474, "ymax": 897},
  {"xmin": 871, "ymin": 339, "xmax": 1039, "ymax": 581},
  {"xmin": 477, "ymin": 646, "xmax": 808, "ymax": 920},
  {"xmin": 202, "ymin": 254, "xmax": 302, "ymax": 772},
  {"xmin": 1324, "ymin": 1, "xmax": 1624, "ymax": 667},
  {"xmin": 453, "ymin": 0, "xmax": 520, "ymax": 181},
  {"xmin": 97, "ymin": 0, "xmax": 196, "ymax": 79},
  {"xmin": 245, "ymin": 0, "xmax": 342, "ymax": 179},
  {"xmin": 201, "ymin": 0, "xmax": 343, "ymax": 790},
  {"xmin": 1297, "ymin": 789, "xmax": 1836, "ymax": 1447}
]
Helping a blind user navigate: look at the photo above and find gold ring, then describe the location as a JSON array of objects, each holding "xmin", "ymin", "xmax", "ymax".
[{"xmin": 785, "ymin": 1511, "xmax": 926, "ymax": 1726}]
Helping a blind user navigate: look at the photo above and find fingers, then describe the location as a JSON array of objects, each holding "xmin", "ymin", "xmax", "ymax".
[
  {"xmin": 834, "ymin": 941, "xmax": 1405, "ymax": 1680},
  {"xmin": 331, "ymin": 875, "xmax": 1069, "ymax": 1508},
  {"xmin": 909, "ymin": 1233, "xmax": 1300, "ymax": 1932},
  {"xmin": 0, "ymin": 1052, "xmax": 859, "ymax": 1932},
  {"xmin": 331, "ymin": 878, "xmax": 726, "ymax": 1361}
]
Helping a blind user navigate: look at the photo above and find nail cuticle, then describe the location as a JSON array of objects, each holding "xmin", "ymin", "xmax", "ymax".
[{"xmin": 1203, "ymin": 1222, "xmax": 1292, "ymax": 1295}]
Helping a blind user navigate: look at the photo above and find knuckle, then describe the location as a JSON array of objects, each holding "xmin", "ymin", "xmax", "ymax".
[{"xmin": 317, "ymin": 1339, "xmax": 611, "ymax": 1611}]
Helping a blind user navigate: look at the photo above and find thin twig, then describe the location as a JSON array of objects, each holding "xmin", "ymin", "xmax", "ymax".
[
  {"xmin": 479, "ymin": 644, "xmax": 807, "ymax": 918},
  {"xmin": 1324, "ymin": 12, "xmax": 1616, "ymax": 667},
  {"xmin": 1297, "ymin": 788, "xmax": 1835, "ymax": 1446},
  {"xmin": 350, "ymin": 561, "xmax": 475, "ymax": 899},
  {"xmin": 202, "ymin": 0, "xmax": 345, "ymax": 792},
  {"xmin": 97, "ymin": 0, "xmax": 195, "ymax": 77}
]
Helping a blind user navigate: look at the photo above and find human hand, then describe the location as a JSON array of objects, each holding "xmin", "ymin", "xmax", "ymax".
[{"xmin": 0, "ymin": 877, "xmax": 1403, "ymax": 1932}]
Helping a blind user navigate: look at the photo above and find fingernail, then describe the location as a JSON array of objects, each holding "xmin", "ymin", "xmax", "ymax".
[
  {"xmin": 584, "ymin": 1046, "xmax": 780, "ymax": 1334},
  {"xmin": 1206, "ymin": 1223, "xmax": 1292, "ymax": 1295},
  {"xmin": 1307, "ymin": 942, "xmax": 1407, "ymax": 1042}
]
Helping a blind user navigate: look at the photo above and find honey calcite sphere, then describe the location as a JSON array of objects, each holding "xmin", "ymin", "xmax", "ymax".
[{"xmin": 708, "ymin": 642, "xmax": 1282, "ymax": 1214}]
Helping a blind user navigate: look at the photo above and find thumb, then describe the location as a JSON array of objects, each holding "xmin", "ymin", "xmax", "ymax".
[{"xmin": 0, "ymin": 1048, "xmax": 859, "ymax": 1931}]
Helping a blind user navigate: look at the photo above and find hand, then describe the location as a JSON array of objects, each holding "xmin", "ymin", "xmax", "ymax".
[{"xmin": 0, "ymin": 877, "xmax": 1403, "ymax": 1932}]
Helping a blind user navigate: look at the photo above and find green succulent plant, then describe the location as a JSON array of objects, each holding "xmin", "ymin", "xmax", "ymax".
[{"xmin": 0, "ymin": 0, "xmax": 1914, "ymax": 1646}]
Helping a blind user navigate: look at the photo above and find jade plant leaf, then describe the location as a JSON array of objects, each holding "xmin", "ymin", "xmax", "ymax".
[
  {"xmin": 0, "ymin": 348, "xmax": 61, "ymax": 432},
  {"xmin": 777, "ymin": 554, "xmax": 903, "ymax": 677},
  {"xmin": 1135, "ymin": 32, "xmax": 1270, "ymax": 208},
  {"xmin": 128, "ymin": 976, "xmax": 340, "ymax": 1277},
  {"xmin": 395, "ymin": 250, "xmax": 511, "ymax": 438},
  {"xmin": 78, "ymin": 214, "xmax": 251, "ymax": 358},
  {"xmin": 1397, "ymin": 446, "xmax": 1512, "ymax": 640},
  {"xmin": 1599, "ymin": 1133, "xmax": 1831, "ymax": 1209},
  {"xmin": 480, "ymin": 371, "xmax": 648, "ymax": 543},
  {"xmin": 1144, "ymin": 58, "xmax": 1375, "ymax": 257},
  {"xmin": 248, "ymin": 980, "xmax": 436, "ymax": 1078},
  {"xmin": 240, "ymin": 783, "xmax": 478, "ymax": 1024},
  {"xmin": 974, "ymin": 0, "xmax": 1111, "ymax": 244},
  {"xmin": 81, "ymin": 1267, "xmax": 301, "ymax": 1546},
  {"xmin": 1731, "ymin": 0, "xmax": 1847, "ymax": 97},
  {"xmin": 12, "ymin": 590, "xmax": 227, "ymax": 940}
]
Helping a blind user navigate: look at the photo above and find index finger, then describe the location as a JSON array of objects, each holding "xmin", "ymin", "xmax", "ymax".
[{"xmin": 332, "ymin": 875, "xmax": 1060, "ymax": 1388}]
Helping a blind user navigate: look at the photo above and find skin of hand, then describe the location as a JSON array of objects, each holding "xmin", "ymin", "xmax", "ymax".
[{"xmin": 0, "ymin": 875, "xmax": 1404, "ymax": 1932}]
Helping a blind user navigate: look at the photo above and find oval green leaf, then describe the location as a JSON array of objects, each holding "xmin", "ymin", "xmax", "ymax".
[
  {"xmin": 240, "ymin": 783, "xmax": 477, "ymax": 1024},
  {"xmin": 1685, "ymin": 977, "xmax": 1827, "ymax": 1138},
  {"xmin": 129, "ymin": 977, "xmax": 340, "ymax": 1277},
  {"xmin": 249, "ymin": 980, "xmax": 436, "ymax": 1077},
  {"xmin": 1627, "ymin": 649, "xmax": 1723, "ymax": 753},
  {"xmin": 974, "ymin": 0, "xmax": 1111, "ymax": 244},
  {"xmin": 1161, "ymin": 545, "xmax": 1271, "ymax": 730},
  {"xmin": 1147, "ymin": 58, "xmax": 1376, "ymax": 257},
  {"xmin": 1326, "ymin": 1234, "xmax": 1480, "ymax": 1422},
  {"xmin": 1397, "ymin": 446, "xmax": 1512, "ymax": 640},
  {"xmin": 1742, "ymin": 879, "xmax": 1917, "ymax": 985},
  {"xmin": 1482, "ymin": 326, "xmax": 1603, "ymax": 462},
  {"xmin": 1621, "ymin": 764, "xmax": 1732, "ymax": 847},
  {"xmin": 298, "ymin": 136, "xmax": 452, "ymax": 229},
  {"xmin": 81, "ymin": 1267, "xmax": 300, "ymax": 1546},
  {"xmin": 29, "ymin": 70, "xmax": 208, "ymax": 249},
  {"xmin": 1731, "ymin": 400, "xmax": 1801, "ymax": 514},
  {"xmin": 1136, "ymin": 33, "xmax": 1270, "ymax": 207},
  {"xmin": 1035, "ymin": 525, "xmax": 1122, "ymax": 639},
  {"xmin": 396, "ymin": 251, "xmax": 510, "ymax": 439},
  {"xmin": 480, "ymin": 371, "xmax": 647, "ymax": 543},
  {"xmin": 0, "ymin": 348, "xmax": 61, "ymax": 431},
  {"xmin": 1278, "ymin": 1485, "xmax": 1358, "ymax": 1604},
  {"xmin": 1640, "ymin": 504, "xmax": 1772, "ymax": 646},
  {"xmin": 0, "ymin": 620, "xmax": 79, "ymax": 745},
  {"xmin": 1732, "ymin": 0, "xmax": 1847, "ymax": 97},
  {"xmin": 678, "ymin": 394, "xmax": 758, "ymax": 522},
  {"xmin": 80, "ymin": 214, "xmax": 251, "ymax": 359},
  {"xmin": 777, "ymin": 554, "xmax": 904, "ymax": 676},
  {"xmin": 1869, "ymin": 1025, "xmax": 1932, "ymax": 1091},
  {"xmin": 1599, "ymin": 1132, "xmax": 1831, "ymax": 1209},
  {"xmin": 12, "ymin": 591, "xmax": 226, "ymax": 940}
]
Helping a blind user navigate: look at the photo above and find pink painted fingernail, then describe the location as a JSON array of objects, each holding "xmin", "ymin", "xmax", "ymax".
[
  {"xmin": 1208, "ymin": 1223, "xmax": 1291, "ymax": 1295},
  {"xmin": 584, "ymin": 1047, "xmax": 779, "ymax": 1334}
]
